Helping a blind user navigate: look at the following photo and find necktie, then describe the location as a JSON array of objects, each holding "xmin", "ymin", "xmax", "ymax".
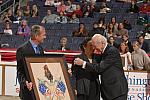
[{"xmin": 35, "ymin": 46, "xmax": 40, "ymax": 54}]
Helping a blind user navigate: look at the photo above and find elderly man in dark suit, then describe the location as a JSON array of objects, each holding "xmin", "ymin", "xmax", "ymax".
[
  {"xmin": 74, "ymin": 34, "xmax": 128, "ymax": 100},
  {"xmin": 16, "ymin": 25, "xmax": 46, "ymax": 100}
]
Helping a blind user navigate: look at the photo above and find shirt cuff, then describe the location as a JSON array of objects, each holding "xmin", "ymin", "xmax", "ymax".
[{"xmin": 82, "ymin": 61, "xmax": 86, "ymax": 69}]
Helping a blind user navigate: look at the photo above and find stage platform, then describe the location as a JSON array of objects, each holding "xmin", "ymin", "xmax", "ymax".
[{"xmin": 0, "ymin": 96, "xmax": 20, "ymax": 100}]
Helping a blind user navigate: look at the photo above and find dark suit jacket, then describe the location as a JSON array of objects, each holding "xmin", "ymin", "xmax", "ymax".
[
  {"xmin": 141, "ymin": 41, "xmax": 150, "ymax": 53},
  {"xmin": 85, "ymin": 44, "xmax": 128, "ymax": 100},
  {"xmin": 57, "ymin": 46, "xmax": 70, "ymax": 50},
  {"xmin": 72, "ymin": 53, "xmax": 100, "ymax": 96},
  {"xmin": 16, "ymin": 40, "xmax": 44, "ymax": 100}
]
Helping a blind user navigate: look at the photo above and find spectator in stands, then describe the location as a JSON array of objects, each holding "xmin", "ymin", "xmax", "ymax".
[
  {"xmin": 72, "ymin": 23, "xmax": 88, "ymax": 37},
  {"xmin": 123, "ymin": 19, "xmax": 132, "ymax": 31},
  {"xmin": 117, "ymin": 23, "xmax": 128, "ymax": 38},
  {"xmin": 131, "ymin": 41, "xmax": 150, "ymax": 70},
  {"xmin": 71, "ymin": 4, "xmax": 83, "ymax": 18},
  {"xmin": 69, "ymin": 13, "xmax": 80, "ymax": 23},
  {"xmin": 7, "ymin": 9, "xmax": 17, "ymax": 22},
  {"xmin": 83, "ymin": 5, "xmax": 94, "ymax": 18},
  {"xmin": 31, "ymin": 4, "xmax": 39, "ymax": 17},
  {"xmin": 23, "ymin": 5, "xmax": 31, "ymax": 18},
  {"xmin": 3, "ymin": 22, "xmax": 13, "ymax": 35},
  {"xmin": 57, "ymin": 0, "xmax": 67, "ymax": 13},
  {"xmin": 15, "ymin": 10, "xmax": 25, "ymax": 24},
  {"xmin": 139, "ymin": 2, "xmax": 150, "ymax": 14},
  {"xmin": 57, "ymin": 36, "xmax": 70, "ymax": 51},
  {"xmin": 122, "ymin": 34, "xmax": 134, "ymax": 53},
  {"xmin": 99, "ymin": 2, "xmax": 111, "ymax": 14},
  {"xmin": 128, "ymin": 0, "xmax": 139, "ymax": 13},
  {"xmin": 97, "ymin": 17, "xmax": 106, "ymax": 29},
  {"xmin": 110, "ymin": 17, "xmax": 118, "ymax": 35},
  {"xmin": 72, "ymin": 37, "xmax": 100, "ymax": 100},
  {"xmin": 17, "ymin": 20, "xmax": 30, "ymax": 37},
  {"xmin": 88, "ymin": 22, "xmax": 105, "ymax": 37},
  {"xmin": 137, "ymin": 35, "xmax": 150, "ymax": 53},
  {"xmin": 107, "ymin": 36, "xmax": 119, "ymax": 48},
  {"xmin": 54, "ymin": 11, "xmax": 67, "ymax": 23},
  {"xmin": 14, "ymin": 4, "xmax": 22, "ymax": 15},
  {"xmin": 3, "ymin": 13, "xmax": 12, "ymax": 23},
  {"xmin": 45, "ymin": 0, "xmax": 54, "ymax": 6},
  {"xmin": 53, "ymin": 0, "xmax": 61, "ymax": 7},
  {"xmin": 106, "ymin": 23, "xmax": 117, "ymax": 38},
  {"xmin": 66, "ymin": 0, "xmax": 76, "ymax": 13},
  {"xmin": 119, "ymin": 42, "xmax": 133, "ymax": 70},
  {"xmin": 41, "ymin": 9, "xmax": 58, "ymax": 23}
]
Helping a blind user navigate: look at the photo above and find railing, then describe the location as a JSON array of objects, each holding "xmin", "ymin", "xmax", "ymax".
[{"xmin": 0, "ymin": 0, "xmax": 15, "ymax": 15}]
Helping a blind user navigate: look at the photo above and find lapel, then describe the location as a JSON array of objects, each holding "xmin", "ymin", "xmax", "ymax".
[{"xmin": 25, "ymin": 41, "xmax": 36, "ymax": 54}]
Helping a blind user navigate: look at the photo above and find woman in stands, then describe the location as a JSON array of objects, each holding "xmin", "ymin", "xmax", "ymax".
[
  {"xmin": 72, "ymin": 38, "xmax": 100, "ymax": 100},
  {"xmin": 131, "ymin": 41, "xmax": 150, "ymax": 70},
  {"xmin": 119, "ymin": 42, "xmax": 133, "ymax": 70},
  {"xmin": 31, "ymin": 4, "xmax": 39, "ymax": 17},
  {"xmin": 3, "ymin": 22, "xmax": 13, "ymax": 35},
  {"xmin": 72, "ymin": 23, "xmax": 88, "ymax": 37},
  {"xmin": 107, "ymin": 36, "xmax": 119, "ymax": 48}
]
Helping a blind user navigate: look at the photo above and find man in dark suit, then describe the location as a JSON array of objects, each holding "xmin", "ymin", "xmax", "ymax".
[
  {"xmin": 74, "ymin": 34, "xmax": 128, "ymax": 100},
  {"xmin": 16, "ymin": 25, "xmax": 46, "ymax": 100}
]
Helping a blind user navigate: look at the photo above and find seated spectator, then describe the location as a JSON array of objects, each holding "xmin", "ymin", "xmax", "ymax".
[
  {"xmin": 66, "ymin": 0, "xmax": 76, "ymax": 13},
  {"xmin": 45, "ymin": 0, "xmax": 54, "ymax": 6},
  {"xmin": 57, "ymin": 36, "xmax": 70, "ymax": 51},
  {"xmin": 14, "ymin": 4, "xmax": 22, "ymax": 15},
  {"xmin": 57, "ymin": 0, "xmax": 67, "ymax": 13},
  {"xmin": 72, "ymin": 23, "xmax": 88, "ymax": 37},
  {"xmin": 3, "ymin": 13, "xmax": 12, "ymax": 23},
  {"xmin": 88, "ymin": 22, "xmax": 105, "ymax": 37},
  {"xmin": 16, "ymin": 20, "xmax": 30, "ymax": 37},
  {"xmin": 7, "ymin": 9, "xmax": 17, "ymax": 22},
  {"xmin": 68, "ymin": 13, "xmax": 79, "ymax": 23},
  {"xmin": 3, "ymin": 22, "xmax": 13, "ymax": 35},
  {"xmin": 123, "ymin": 19, "xmax": 132, "ymax": 31},
  {"xmin": 106, "ymin": 23, "xmax": 117, "ymax": 38},
  {"xmin": 97, "ymin": 17, "xmax": 106, "ymax": 29},
  {"xmin": 128, "ymin": 0, "xmax": 139, "ymax": 13},
  {"xmin": 99, "ymin": 2, "xmax": 111, "ymax": 14},
  {"xmin": 41, "ymin": 9, "xmax": 58, "ymax": 23},
  {"xmin": 54, "ymin": 11, "xmax": 67, "ymax": 23},
  {"xmin": 71, "ymin": 4, "xmax": 83, "ymax": 18},
  {"xmin": 122, "ymin": 34, "xmax": 133, "ymax": 53},
  {"xmin": 107, "ymin": 36, "xmax": 119, "ymax": 48},
  {"xmin": 110, "ymin": 17, "xmax": 118, "ymax": 35},
  {"xmin": 23, "ymin": 5, "xmax": 31, "ymax": 18},
  {"xmin": 14, "ymin": 10, "xmax": 25, "ymax": 24},
  {"xmin": 117, "ymin": 23, "xmax": 128, "ymax": 38},
  {"xmin": 137, "ymin": 35, "xmax": 150, "ymax": 53},
  {"xmin": 139, "ymin": 2, "xmax": 150, "ymax": 14},
  {"xmin": 119, "ymin": 42, "xmax": 133, "ymax": 70},
  {"xmin": 53, "ymin": 0, "xmax": 61, "ymax": 7},
  {"xmin": 31, "ymin": 4, "xmax": 39, "ymax": 17},
  {"xmin": 83, "ymin": 5, "xmax": 94, "ymax": 18},
  {"xmin": 131, "ymin": 41, "xmax": 150, "ymax": 70}
]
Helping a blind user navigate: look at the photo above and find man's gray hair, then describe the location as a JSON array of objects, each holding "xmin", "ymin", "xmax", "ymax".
[
  {"xmin": 30, "ymin": 25, "xmax": 41, "ymax": 37},
  {"xmin": 92, "ymin": 34, "xmax": 107, "ymax": 44}
]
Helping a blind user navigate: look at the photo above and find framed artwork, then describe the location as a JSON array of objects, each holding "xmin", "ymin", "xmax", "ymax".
[{"xmin": 25, "ymin": 54, "xmax": 75, "ymax": 100}]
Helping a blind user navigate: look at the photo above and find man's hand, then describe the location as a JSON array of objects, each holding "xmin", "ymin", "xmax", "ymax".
[
  {"xmin": 26, "ymin": 81, "xmax": 33, "ymax": 91},
  {"xmin": 74, "ymin": 58, "xmax": 84, "ymax": 66}
]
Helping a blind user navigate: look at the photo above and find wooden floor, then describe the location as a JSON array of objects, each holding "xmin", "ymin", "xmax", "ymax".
[{"xmin": 0, "ymin": 96, "xmax": 20, "ymax": 100}]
